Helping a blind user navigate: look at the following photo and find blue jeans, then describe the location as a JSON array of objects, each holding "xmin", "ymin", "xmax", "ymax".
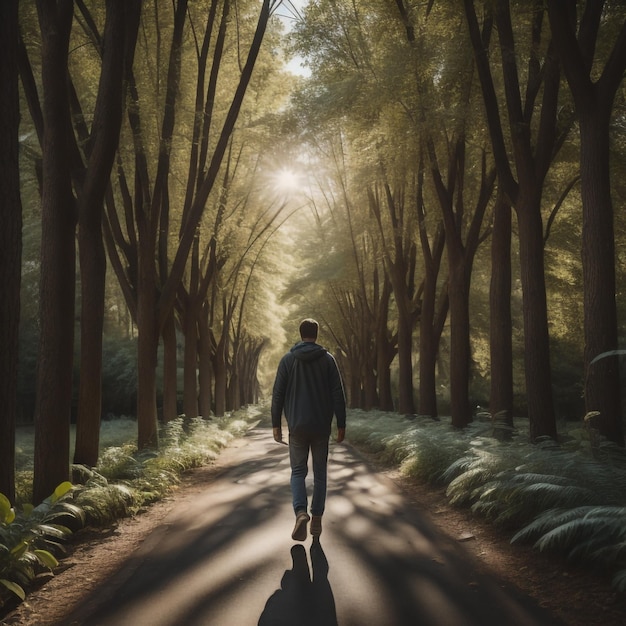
[{"xmin": 289, "ymin": 433, "xmax": 330, "ymax": 516}]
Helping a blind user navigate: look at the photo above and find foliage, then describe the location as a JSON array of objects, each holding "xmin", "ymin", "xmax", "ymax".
[
  {"xmin": 0, "ymin": 483, "xmax": 83, "ymax": 608},
  {"xmin": 4, "ymin": 407, "xmax": 260, "ymax": 609},
  {"xmin": 511, "ymin": 506, "xmax": 626, "ymax": 592},
  {"xmin": 347, "ymin": 408, "xmax": 626, "ymax": 591}
]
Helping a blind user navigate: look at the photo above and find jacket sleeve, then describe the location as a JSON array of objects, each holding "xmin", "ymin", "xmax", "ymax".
[
  {"xmin": 271, "ymin": 354, "xmax": 290, "ymax": 428},
  {"xmin": 329, "ymin": 355, "xmax": 347, "ymax": 428}
]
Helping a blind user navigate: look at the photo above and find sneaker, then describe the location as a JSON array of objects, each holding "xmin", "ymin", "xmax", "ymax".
[
  {"xmin": 310, "ymin": 515, "xmax": 322, "ymax": 537},
  {"xmin": 291, "ymin": 511, "xmax": 310, "ymax": 541}
]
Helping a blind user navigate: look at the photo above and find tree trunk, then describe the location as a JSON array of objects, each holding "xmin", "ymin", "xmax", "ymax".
[
  {"xmin": 448, "ymin": 261, "xmax": 472, "ymax": 428},
  {"xmin": 547, "ymin": 2, "xmax": 626, "ymax": 446},
  {"xmin": 376, "ymin": 276, "xmax": 395, "ymax": 411},
  {"xmin": 136, "ymin": 243, "xmax": 160, "ymax": 449},
  {"xmin": 161, "ymin": 311, "xmax": 179, "ymax": 422},
  {"xmin": 75, "ymin": 0, "xmax": 137, "ymax": 467},
  {"xmin": 33, "ymin": 0, "xmax": 76, "ymax": 504},
  {"xmin": 0, "ymin": 0, "xmax": 21, "ymax": 503},
  {"xmin": 75, "ymin": 214, "xmax": 106, "ymax": 467},
  {"xmin": 489, "ymin": 195, "xmax": 514, "ymax": 437},
  {"xmin": 516, "ymin": 194, "xmax": 557, "ymax": 441},
  {"xmin": 396, "ymin": 304, "xmax": 415, "ymax": 415},
  {"xmin": 464, "ymin": 0, "xmax": 560, "ymax": 442},
  {"xmin": 182, "ymin": 302, "xmax": 199, "ymax": 418},
  {"xmin": 419, "ymin": 277, "xmax": 439, "ymax": 417},
  {"xmin": 418, "ymin": 218, "xmax": 447, "ymax": 418},
  {"xmin": 213, "ymin": 334, "xmax": 227, "ymax": 417},
  {"xmin": 198, "ymin": 304, "xmax": 213, "ymax": 419},
  {"xmin": 579, "ymin": 112, "xmax": 623, "ymax": 444}
]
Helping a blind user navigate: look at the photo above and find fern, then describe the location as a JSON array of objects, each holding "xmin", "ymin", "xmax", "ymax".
[{"xmin": 612, "ymin": 567, "xmax": 626, "ymax": 593}]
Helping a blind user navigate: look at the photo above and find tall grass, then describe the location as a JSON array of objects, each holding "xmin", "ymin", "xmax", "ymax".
[{"xmin": 346, "ymin": 409, "xmax": 626, "ymax": 592}]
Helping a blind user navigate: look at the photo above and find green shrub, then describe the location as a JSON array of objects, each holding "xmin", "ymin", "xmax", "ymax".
[
  {"xmin": 346, "ymin": 408, "xmax": 626, "ymax": 592},
  {"xmin": 0, "ymin": 483, "xmax": 84, "ymax": 607}
]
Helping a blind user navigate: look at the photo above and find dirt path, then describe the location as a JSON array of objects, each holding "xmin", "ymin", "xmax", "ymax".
[{"xmin": 2, "ymin": 426, "xmax": 625, "ymax": 625}]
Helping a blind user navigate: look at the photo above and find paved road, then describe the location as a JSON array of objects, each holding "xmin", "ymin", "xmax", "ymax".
[{"xmin": 59, "ymin": 424, "xmax": 560, "ymax": 626}]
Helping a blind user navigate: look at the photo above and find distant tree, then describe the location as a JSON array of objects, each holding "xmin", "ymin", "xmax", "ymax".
[
  {"xmin": 0, "ymin": 0, "xmax": 21, "ymax": 503},
  {"xmin": 549, "ymin": 1, "xmax": 626, "ymax": 445},
  {"xmin": 427, "ymin": 134, "xmax": 496, "ymax": 428},
  {"xmin": 416, "ymin": 155, "xmax": 448, "ymax": 419},
  {"xmin": 104, "ymin": 0, "xmax": 278, "ymax": 447},
  {"xmin": 369, "ymin": 179, "xmax": 420, "ymax": 415}
]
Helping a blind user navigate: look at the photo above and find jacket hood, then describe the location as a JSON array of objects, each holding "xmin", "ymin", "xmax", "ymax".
[{"xmin": 290, "ymin": 341, "xmax": 327, "ymax": 362}]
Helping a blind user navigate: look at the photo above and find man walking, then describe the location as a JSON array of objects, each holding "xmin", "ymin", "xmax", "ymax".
[{"xmin": 271, "ymin": 319, "xmax": 346, "ymax": 541}]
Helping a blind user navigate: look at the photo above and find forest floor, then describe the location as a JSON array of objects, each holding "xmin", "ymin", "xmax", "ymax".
[{"xmin": 2, "ymin": 444, "xmax": 626, "ymax": 626}]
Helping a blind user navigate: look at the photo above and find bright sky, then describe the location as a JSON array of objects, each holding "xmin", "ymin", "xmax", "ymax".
[{"xmin": 274, "ymin": 0, "xmax": 311, "ymax": 77}]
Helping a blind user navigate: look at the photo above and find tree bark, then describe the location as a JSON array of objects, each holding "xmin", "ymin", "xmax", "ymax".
[
  {"xmin": 464, "ymin": 0, "xmax": 560, "ymax": 440},
  {"xmin": 0, "ymin": 0, "xmax": 21, "ymax": 503},
  {"xmin": 33, "ymin": 0, "xmax": 76, "ymax": 504},
  {"xmin": 548, "ymin": 1, "xmax": 626, "ymax": 445},
  {"xmin": 417, "ymin": 211, "xmax": 447, "ymax": 418},
  {"xmin": 579, "ymin": 110, "xmax": 623, "ymax": 444},
  {"xmin": 489, "ymin": 194, "xmax": 514, "ymax": 437},
  {"xmin": 136, "ymin": 241, "xmax": 160, "ymax": 448},
  {"xmin": 198, "ymin": 304, "xmax": 214, "ymax": 418},
  {"xmin": 213, "ymin": 331, "xmax": 227, "ymax": 417},
  {"xmin": 161, "ymin": 311, "xmax": 179, "ymax": 422},
  {"xmin": 516, "ymin": 193, "xmax": 558, "ymax": 441},
  {"xmin": 74, "ymin": 0, "xmax": 140, "ymax": 467},
  {"xmin": 375, "ymin": 275, "xmax": 396, "ymax": 411}
]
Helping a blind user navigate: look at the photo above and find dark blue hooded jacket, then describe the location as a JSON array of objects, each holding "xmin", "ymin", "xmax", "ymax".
[{"xmin": 271, "ymin": 341, "xmax": 346, "ymax": 437}]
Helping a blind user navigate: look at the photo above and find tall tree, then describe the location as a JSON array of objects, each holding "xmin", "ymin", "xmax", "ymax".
[
  {"xmin": 33, "ymin": 0, "xmax": 76, "ymax": 503},
  {"xmin": 427, "ymin": 135, "xmax": 496, "ymax": 428},
  {"xmin": 548, "ymin": 1, "xmax": 626, "ymax": 445},
  {"xmin": 0, "ymin": 0, "xmax": 21, "ymax": 502},
  {"xmin": 370, "ymin": 180, "xmax": 420, "ymax": 415},
  {"xmin": 104, "ymin": 0, "xmax": 278, "ymax": 448},
  {"xmin": 464, "ymin": 0, "xmax": 567, "ymax": 440},
  {"xmin": 489, "ymin": 193, "xmax": 514, "ymax": 436},
  {"xmin": 416, "ymin": 155, "xmax": 448, "ymax": 418},
  {"xmin": 74, "ymin": 0, "xmax": 142, "ymax": 467}
]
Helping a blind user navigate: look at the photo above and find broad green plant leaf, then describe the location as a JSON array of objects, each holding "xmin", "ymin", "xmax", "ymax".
[
  {"xmin": 0, "ymin": 578, "xmax": 26, "ymax": 600},
  {"xmin": 52, "ymin": 482, "xmax": 74, "ymax": 503},
  {"xmin": 10, "ymin": 540, "xmax": 29, "ymax": 558},
  {"xmin": 33, "ymin": 549, "xmax": 59, "ymax": 569},
  {"xmin": 0, "ymin": 493, "xmax": 15, "ymax": 524}
]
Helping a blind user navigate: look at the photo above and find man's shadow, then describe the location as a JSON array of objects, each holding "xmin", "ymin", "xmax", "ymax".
[{"xmin": 258, "ymin": 538, "xmax": 338, "ymax": 626}]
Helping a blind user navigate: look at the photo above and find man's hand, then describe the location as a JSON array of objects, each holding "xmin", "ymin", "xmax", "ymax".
[
  {"xmin": 336, "ymin": 427, "xmax": 345, "ymax": 443},
  {"xmin": 273, "ymin": 427, "xmax": 286, "ymax": 444}
]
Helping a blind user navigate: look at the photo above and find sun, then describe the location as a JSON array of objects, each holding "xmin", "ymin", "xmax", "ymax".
[{"xmin": 273, "ymin": 168, "xmax": 302, "ymax": 194}]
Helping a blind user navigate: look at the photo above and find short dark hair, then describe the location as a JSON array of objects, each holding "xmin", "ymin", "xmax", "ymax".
[{"xmin": 299, "ymin": 318, "xmax": 319, "ymax": 340}]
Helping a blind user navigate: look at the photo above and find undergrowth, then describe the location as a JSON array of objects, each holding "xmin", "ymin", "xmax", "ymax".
[
  {"xmin": 346, "ymin": 409, "xmax": 626, "ymax": 593},
  {"xmin": 2, "ymin": 407, "xmax": 261, "ymax": 610},
  {"xmin": 5, "ymin": 405, "xmax": 626, "ymax": 608}
]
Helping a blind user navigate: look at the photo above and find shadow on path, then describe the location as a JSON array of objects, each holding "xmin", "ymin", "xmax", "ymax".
[
  {"xmin": 258, "ymin": 539, "xmax": 337, "ymax": 626},
  {"xmin": 54, "ymin": 424, "xmax": 561, "ymax": 626}
]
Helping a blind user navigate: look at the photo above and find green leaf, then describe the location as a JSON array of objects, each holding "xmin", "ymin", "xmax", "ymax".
[
  {"xmin": 51, "ymin": 482, "xmax": 74, "ymax": 503},
  {"xmin": 0, "ymin": 578, "xmax": 26, "ymax": 600},
  {"xmin": 10, "ymin": 540, "xmax": 29, "ymax": 557},
  {"xmin": 0, "ymin": 493, "xmax": 15, "ymax": 524},
  {"xmin": 33, "ymin": 549, "xmax": 59, "ymax": 569}
]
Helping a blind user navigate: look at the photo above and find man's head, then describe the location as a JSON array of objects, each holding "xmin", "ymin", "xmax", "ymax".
[{"xmin": 299, "ymin": 318, "xmax": 319, "ymax": 342}]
